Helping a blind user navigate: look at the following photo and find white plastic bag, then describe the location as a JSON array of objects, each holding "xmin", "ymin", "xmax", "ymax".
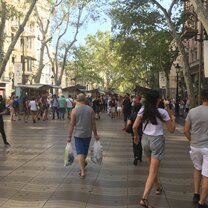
[
  {"xmin": 91, "ymin": 140, "xmax": 103, "ymax": 164},
  {"xmin": 64, "ymin": 143, "xmax": 74, "ymax": 166}
]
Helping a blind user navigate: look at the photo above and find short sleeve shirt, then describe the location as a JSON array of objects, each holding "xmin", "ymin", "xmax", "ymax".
[
  {"xmin": 185, "ymin": 105, "xmax": 208, "ymax": 148},
  {"xmin": 138, "ymin": 107, "xmax": 170, "ymax": 136}
]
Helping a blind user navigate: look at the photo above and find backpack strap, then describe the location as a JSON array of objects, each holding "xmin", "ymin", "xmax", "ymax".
[{"xmin": 143, "ymin": 121, "xmax": 148, "ymax": 131}]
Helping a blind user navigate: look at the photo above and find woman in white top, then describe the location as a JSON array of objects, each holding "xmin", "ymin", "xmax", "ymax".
[
  {"xmin": 29, "ymin": 97, "xmax": 37, "ymax": 123},
  {"xmin": 133, "ymin": 90, "xmax": 175, "ymax": 208},
  {"xmin": 9, "ymin": 96, "xmax": 15, "ymax": 121}
]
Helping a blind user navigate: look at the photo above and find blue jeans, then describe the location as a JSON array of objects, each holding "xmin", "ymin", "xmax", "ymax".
[{"xmin": 59, "ymin": 108, "xmax": 65, "ymax": 119}]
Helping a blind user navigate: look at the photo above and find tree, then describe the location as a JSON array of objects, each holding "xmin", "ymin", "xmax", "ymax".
[
  {"xmin": 110, "ymin": 1, "xmax": 177, "ymax": 93},
  {"xmin": 150, "ymin": 0, "xmax": 195, "ymax": 107},
  {"xmin": 0, "ymin": 0, "xmax": 19, "ymax": 64},
  {"xmin": 189, "ymin": 0, "xmax": 208, "ymax": 34},
  {"xmin": 0, "ymin": 0, "xmax": 38, "ymax": 78},
  {"xmin": 69, "ymin": 31, "xmax": 127, "ymax": 91},
  {"xmin": 110, "ymin": 0, "xmax": 196, "ymax": 107},
  {"xmin": 33, "ymin": 0, "xmax": 59, "ymax": 83},
  {"xmin": 45, "ymin": 0, "xmax": 104, "ymax": 86}
]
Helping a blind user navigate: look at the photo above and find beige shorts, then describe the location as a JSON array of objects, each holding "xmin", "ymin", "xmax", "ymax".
[
  {"xmin": 117, "ymin": 106, "xmax": 122, "ymax": 112},
  {"xmin": 190, "ymin": 146, "xmax": 208, "ymax": 177}
]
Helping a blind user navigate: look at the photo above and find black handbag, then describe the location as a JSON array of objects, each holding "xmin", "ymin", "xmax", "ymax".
[{"xmin": 126, "ymin": 123, "xmax": 133, "ymax": 133}]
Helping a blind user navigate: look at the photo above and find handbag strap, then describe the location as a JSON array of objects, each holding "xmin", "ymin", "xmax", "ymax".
[{"xmin": 143, "ymin": 121, "xmax": 148, "ymax": 131}]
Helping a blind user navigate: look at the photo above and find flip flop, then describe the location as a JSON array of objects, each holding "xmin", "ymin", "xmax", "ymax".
[
  {"xmin": 79, "ymin": 172, "xmax": 85, "ymax": 179},
  {"xmin": 139, "ymin": 198, "xmax": 155, "ymax": 208}
]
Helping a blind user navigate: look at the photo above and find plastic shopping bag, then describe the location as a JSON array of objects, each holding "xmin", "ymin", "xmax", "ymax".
[
  {"xmin": 64, "ymin": 143, "xmax": 74, "ymax": 166},
  {"xmin": 91, "ymin": 140, "xmax": 103, "ymax": 164}
]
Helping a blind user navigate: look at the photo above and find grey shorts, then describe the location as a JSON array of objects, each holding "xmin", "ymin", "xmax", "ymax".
[{"xmin": 141, "ymin": 134, "xmax": 165, "ymax": 161}]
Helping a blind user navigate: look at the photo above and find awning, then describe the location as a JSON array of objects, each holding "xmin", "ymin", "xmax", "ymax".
[
  {"xmin": 17, "ymin": 84, "xmax": 60, "ymax": 90},
  {"xmin": 86, "ymin": 88, "xmax": 106, "ymax": 94},
  {"xmin": 62, "ymin": 84, "xmax": 86, "ymax": 92}
]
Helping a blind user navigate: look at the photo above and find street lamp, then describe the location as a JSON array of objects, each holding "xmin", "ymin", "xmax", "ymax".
[
  {"xmin": 51, "ymin": 75, "xmax": 54, "ymax": 94},
  {"xmin": 175, "ymin": 63, "xmax": 181, "ymax": 116}
]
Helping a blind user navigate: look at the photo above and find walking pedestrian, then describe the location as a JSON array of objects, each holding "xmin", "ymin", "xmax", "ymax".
[
  {"xmin": 133, "ymin": 90, "xmax": 175, "ymax": 208},
  {"xmin": 66, "ymin": 95, "xmax": 74, "ymax": 119},
  {"xmin": 13, "ymin": 96, "xmax": 21, "ymax": 120},
  {"xmin": 67, "ymin": 93, "xmax": 100, "ymax": 179},
  {"xmin": 51, "ymin": 94, "xmax": 59, "ymax": 120},
  {"xmin": 0, "ymin": 95, "xmax": 10, "ymax": 146},
  {"xmin": 126, "ymin": 103, "xmax": 143, "ymax": 166},
  {"xmin": 122, "ymin": 93, "xmax": 131, "ymax": 130},
  {"xmin": 109, "ymin": 96, "xmax": 116, "ymax": 118},
  {"xmin": 58, "ymin": 95, "xmax": 66, "ymax": 120},
  {"xmin": 29, "ymin": 97, "xmax": 37, "ymax": 123},
  {"xmin": 41, "ymin": 94, "xmax": 49, "ymax": 121},
  {"xmin": 9, "ymin": 96, "xmax": 15, "ymax": 121},
  {"xmin": 184, "ymin": 87, "xmax": 208, "ymax": 208},
  {"xmin": 117, "ymin": 96, "xmax": 123, "ymax": 118},
  {"xmin": 22, "ymin": 96, "xmax": 30, "ymax": 123}
]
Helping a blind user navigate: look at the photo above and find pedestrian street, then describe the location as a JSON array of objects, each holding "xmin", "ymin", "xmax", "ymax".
[{"xmin": 0, "ymin": 114, "xmax": 196, "ymax": 208}]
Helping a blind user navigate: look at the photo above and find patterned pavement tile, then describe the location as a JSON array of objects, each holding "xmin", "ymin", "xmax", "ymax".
[{"xmin": 0, "ymin": 114, "xmax": 196, "ymax": 208}]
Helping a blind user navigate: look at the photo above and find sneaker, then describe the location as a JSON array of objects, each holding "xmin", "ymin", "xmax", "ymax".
[
  {"xmin": 193, "ymin": 193, "xmax": 200, "ymax": 203},
  {"xmin": 4, "ymin": 141, "xmax": 10, "ymax": 146},
  {"xmin": 197, "ymin": 203, "xmax": 208, "ymax": 208}
]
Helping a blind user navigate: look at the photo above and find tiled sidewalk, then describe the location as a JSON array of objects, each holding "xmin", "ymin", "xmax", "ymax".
[{"xmin": 0, "ymin": 115, "xmax": 195, "ymax": 208}]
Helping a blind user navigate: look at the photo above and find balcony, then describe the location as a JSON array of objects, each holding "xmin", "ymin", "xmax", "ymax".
[{"xmin": 181, "ymin": 28, "xmax": 198, "ymax": 40}]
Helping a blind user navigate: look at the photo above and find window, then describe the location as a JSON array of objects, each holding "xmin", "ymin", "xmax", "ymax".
[
  {"xmin": 12, "ymin": 56, "xmax": 15, "ymax": 64},
  {"xmin": 20, "ymin": 38, "xmax": 24, "ymax": 46},
  {"xmin": 27, "ymin": 58, "xmax": 32, "ymax": 72}
]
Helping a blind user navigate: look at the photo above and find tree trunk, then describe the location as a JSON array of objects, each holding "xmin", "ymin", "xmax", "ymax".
[
  {"xmin": 0, "ymin": 0, "xmax": 38, "ymax": 78},
  {"xmin": 0, "ymin": 1, "xmax": 6, "ymax": 64},
  {"xmin": 190, "ymin": 0, "xmax": 208, "ymax": 34},
  {"xmin": 150, "ymin": 0, "xmax": 196, "ymax": 107},
  {"xmin": 34, "ymin": 42, "xmax": 46, "ymax": 83}
]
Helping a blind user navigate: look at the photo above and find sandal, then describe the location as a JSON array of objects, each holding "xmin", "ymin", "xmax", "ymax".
[
  {"xmin": 155, "ymin": 187, "xmax": 162, "ymax": 195},
  {"xmin": 79, "ymin": 172, "xmax": 85, "ymax": 179},
  {"xmin": 139, "ymin": 198, "xmax": 154, "ymax": 208}
]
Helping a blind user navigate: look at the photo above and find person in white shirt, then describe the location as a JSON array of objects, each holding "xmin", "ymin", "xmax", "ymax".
[
  {"xmin": 66, "ymin": 95, "xmax": 74, "ymax": 119},
  {"xmin": 29, "ymin": 97, "xmax": 37, "ymax": 123},
  {"xmin": 133, "ymin": 90, "xmax": 175, "ymax": 208}
]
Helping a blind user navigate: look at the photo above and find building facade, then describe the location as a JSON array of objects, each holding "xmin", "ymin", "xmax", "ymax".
[{"xmin": 0, "ymin": 0, "xmax": 53, "ymax": 98}]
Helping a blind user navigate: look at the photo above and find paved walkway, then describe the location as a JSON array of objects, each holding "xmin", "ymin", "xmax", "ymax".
[{"xmin": 0, "ymin": 114, "xmax": 195, "ymax": 208}]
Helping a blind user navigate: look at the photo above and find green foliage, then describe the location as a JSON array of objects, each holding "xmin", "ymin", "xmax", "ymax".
[
  {"xmin": 67, "ymin": 31, "xmax": 127, "ymax": 91},
  {"xmin": 0, "ymin": 1, "xmax": 21, "ymax": 20},
  {"xmin": 109, "ymin": 0, "xmax": 179, "ymax": 90}
]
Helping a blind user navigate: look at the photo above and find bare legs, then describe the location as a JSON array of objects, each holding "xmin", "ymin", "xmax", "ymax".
[
  {"xmin": 77, "ymin": 154, "xmax": 87, "ymax": 177},
  {"xmin": 199, "ymin": 176, "xmax": 208, "ymax": 205},
  {"xmin": 141, "ymin": 157, "xmax": 161, "ymax": 200},
  {"xmin": 193, "ymin": 168, "xmax": 202, "ymax": 195}
]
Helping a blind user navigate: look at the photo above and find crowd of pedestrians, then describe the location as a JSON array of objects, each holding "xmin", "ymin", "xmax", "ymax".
[
  {"xmin": 0, "ymin": 87, "xmax": 208, "ymax": 208},
  {"xmin": 5, "ymin": 93, "xmax": 75, "ymax": 123}
]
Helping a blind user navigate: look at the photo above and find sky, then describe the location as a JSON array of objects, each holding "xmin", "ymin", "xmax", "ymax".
[
  {"xmin": 76, "ymin": 16, "xmax": 112, "ymax": 46},
  {"xmin": 70, "ymin": 1, "xmax": 172, "ymax": 46}
]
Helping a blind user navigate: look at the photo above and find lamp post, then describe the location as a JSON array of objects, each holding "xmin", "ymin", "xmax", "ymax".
[
  {"xmin": 175, "ymin": 63, "xmax": 181, "ymax": 116},
  {"xmin": 51, "ymin": 75, "xmax": 54, "ymax": 94}
]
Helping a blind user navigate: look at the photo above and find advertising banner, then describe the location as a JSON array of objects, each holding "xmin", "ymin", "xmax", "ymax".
[
  {"xmin": 159, "ymin": 71, "xmax": 167, "ymax": 89},
  {"xmin": 204, "ymin": 40, "xmax": 208, "ymax": 78},
  {"xmin": 14, "ymin": 63, "xmax": 22, "ymax": 86}
]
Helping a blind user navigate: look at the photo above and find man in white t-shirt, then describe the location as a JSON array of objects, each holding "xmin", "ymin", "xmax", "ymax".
[
  {"xmin": 66, "ymin": 95, "xmax": 74, "ymax": 119},
  {"xmin": 184, "ymin": 88, "xmax": 208, "ymax": 208}
]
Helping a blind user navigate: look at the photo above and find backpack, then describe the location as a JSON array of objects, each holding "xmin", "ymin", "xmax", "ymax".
[{"xmin": 13, "ymin": 99, "xmax": 19, "ymax": 108}]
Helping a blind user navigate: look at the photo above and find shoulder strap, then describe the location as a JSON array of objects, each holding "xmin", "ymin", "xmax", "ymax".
[{"xmin": 143, "ymin": 121, "xmax": 148, "ymax": 131}]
